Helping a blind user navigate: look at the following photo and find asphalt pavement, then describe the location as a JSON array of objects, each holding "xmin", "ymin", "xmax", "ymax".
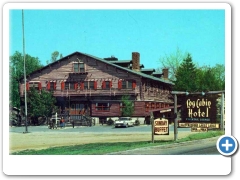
[{"xmin": 107, "ymin": 136, "xmax": 221, "ymax": 155}]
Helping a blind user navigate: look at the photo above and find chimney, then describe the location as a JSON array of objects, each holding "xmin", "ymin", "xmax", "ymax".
[
  {"xmin": 162, "ymin": 68, "xmax": 169, "ymax": 79},
  {"xmin": 132, "ymin": 52, "xmax": 140, "ymax": 71}
]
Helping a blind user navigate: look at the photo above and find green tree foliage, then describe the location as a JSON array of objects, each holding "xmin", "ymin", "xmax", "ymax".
[
  {"xmin": 10, "ymin": 51, "xmax": 43, "ymax": 108},
  {"xmin": 27, "ymin": 88, "xmax": 57, "ymax": 119},
  {"xmin": 173, "ymin": 53, "xmax": 225, "ymax": 92},
  {"xmin": 174, "ymin": 53, "xmax": 198, "ymax": 91},
  {"xmin": 121, "ymin": 95, "xmax": 134, "ymax": 117},
  {"xmin": 46, "ymin": 51, "xmax": 63, "ymax": 64},
  {"xmin": 195, "ymin": 65, "xmax": 225, "ymax": 91},
  {"xmin": 51, "ymin": 51, "xmax": 59, "ymax": 62},
  {"xmin": 157, "ymin": 47, "xmax": 187, "ymax": 81}
]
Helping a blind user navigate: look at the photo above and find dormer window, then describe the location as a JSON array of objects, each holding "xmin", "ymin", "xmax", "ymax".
[{"xmin": 73, "ymin": 62, "xmax": 85, "ymax": 73}]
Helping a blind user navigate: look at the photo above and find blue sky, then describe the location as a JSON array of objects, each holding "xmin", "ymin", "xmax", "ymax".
[{"xmin": 9, "ymin": 8, "xmax": 225, "ymax": 69}]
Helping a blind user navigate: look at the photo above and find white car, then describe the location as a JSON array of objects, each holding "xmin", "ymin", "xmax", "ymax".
[{"xmin": 115, "ymin": 117, "xmax": 134, "ymax": 128}]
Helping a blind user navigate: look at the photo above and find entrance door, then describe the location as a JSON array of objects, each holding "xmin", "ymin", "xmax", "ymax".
[{"xmin": 70, "ymin": 103, "xmax": 88, "ymax": 117}]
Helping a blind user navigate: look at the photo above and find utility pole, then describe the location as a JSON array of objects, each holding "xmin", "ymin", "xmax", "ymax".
[{"xmin": 22, "ymin": 9, "xmax": 28, "ymax": 133}]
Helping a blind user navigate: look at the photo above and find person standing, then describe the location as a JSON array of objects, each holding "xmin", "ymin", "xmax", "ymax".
[{"xmin": 61, "ymin": 117, "xmax": 65, "ymax": 128}]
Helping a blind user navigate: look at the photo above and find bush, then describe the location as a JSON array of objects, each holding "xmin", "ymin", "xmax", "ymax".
[
  {"xmin": 107, "ymin": 118, "xmax": 114, "ymax": 126},
  {"xmin": 135, "ymin": 119, "xmax": 140, "ymax": 126}
]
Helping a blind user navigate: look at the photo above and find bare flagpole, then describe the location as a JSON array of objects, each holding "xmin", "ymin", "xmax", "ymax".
[{"xmin": 22, "ymin": 9, "xmax": 28, "ymax": 133}]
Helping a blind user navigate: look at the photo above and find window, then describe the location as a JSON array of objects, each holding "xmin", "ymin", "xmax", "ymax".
[
  {"xmin": 65, "ymin": 82, "xmax": 69, "ymax": 90},
  {"xmin": 84, "ymin": 81, "xmax": 88, "ymax": 89},
  {"xmin": 79, "ymin": 63, "xmax": 85, "ymax": 72},
  {"xmin": 151, "ymin": 102, "xmax": 155, "ymax": 109},
  {"xmin": 50, "ymin": 82, "xmax": 54, "ymax": 90},
  {"xmin": 70, "ymin": 82, "xmax": 75, "ymax": 90},
  {"xmin": 122, "ymin": 81, "xmax": 127, "ymax": 89},
  {"xmin": 145, "ymin": 102, "xmax": 150, "ymax": 112},
  {"xmin": 46, "ymin": 81, "xmax": 56, "ymax": 91},
  {"xmin": 128, "ymin": 81, "xmax": 132, "ymax": 89},
  {"xmin": 29, "ymin": 82, "xmax": 41, "ymax": 90},
  {"xmin": 89, "ymin": 81, "xmax": 94, "ymax": 89},
  {"xmin": 120, "ymin": 80, "xmax": 135, "ymax": 89},
  {"xmin": 102, "ymin": 81, "xmax": 112, "ymax": 89},
  {"xmin": 73, "ymin": 63, "xmax": 85, "ymax": 73},
  {"xmin": 96, "ymin": 103, "xmax": 110, "ymax": 111}
]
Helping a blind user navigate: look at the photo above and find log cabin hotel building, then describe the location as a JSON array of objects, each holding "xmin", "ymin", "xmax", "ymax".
[{"xmin": 19, "ymin": 51, "xmax": 176, "ymax": 125}]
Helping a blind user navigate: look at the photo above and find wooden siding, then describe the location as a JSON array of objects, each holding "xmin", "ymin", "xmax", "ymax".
[
  {"xmin": 91, "ymin": 103, "xmax": 120, "ymax": 117},
  {"xmin": 20, "ymin": 54, "xmax": 142, "ymax": 99},
  {"xmin": 19, "ymin": 52, "xmax": 174, "ymax": 118},
  {"xmin": 132, "ymin": 101, "xmax": 149, "ymax": 117}
]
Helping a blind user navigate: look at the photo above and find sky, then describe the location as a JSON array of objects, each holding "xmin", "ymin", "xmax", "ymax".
[{"xmin": 9, "ymin": 7, "xmax": 225, "ymax": 69}]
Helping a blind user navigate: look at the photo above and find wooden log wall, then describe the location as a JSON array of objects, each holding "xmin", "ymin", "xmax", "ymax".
[
  {"xmin": 19, "ymin": 53, "xmax": 142, "ymax": 99},
  {"xmin": 91, "ymin": 103, "xmax": 120, "ymax": 117}
]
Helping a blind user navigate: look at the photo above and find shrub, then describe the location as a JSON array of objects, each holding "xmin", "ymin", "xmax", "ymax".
[
  {"xmin": 107, "ymin": 118, "xmax": 114, "ymax": 126},
  {"xmin": 135, "ymin": 119, "xmax": 140, "ymax": 126}
]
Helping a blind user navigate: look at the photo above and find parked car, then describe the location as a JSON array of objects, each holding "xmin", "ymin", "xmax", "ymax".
[{"xmin": 115, "ymin": 117, "xmax": 134, "ymax": 128}]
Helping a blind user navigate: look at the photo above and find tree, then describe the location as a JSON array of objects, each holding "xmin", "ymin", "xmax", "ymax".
[
  {"xmin": 46, "ymin": 51, "xmax": 63, "ymax": 64},
  {"xmin": 174, "ymin": 53, "xmax": 198, "ymax": 91},
  {"xmin": 26, "ymin": 88, "xmax": 57, "ymax": 125},
  {"xmin": 10, "ymin": 51, "xmax": 43, "ymax": 108},
  {"xmin": 121, "ymin": 95, "xmax": 134, "ymax": 117},
  {"xmin": 157, "ymin": 47, "xmax": 187, "ymax": 81},
  {"xmin": 212, "ymin": 64, "xmax": 225, "ymax": 90},
  {"xmin": 195, "ymin": 65, "xmax": 225, "ymax": 91}
]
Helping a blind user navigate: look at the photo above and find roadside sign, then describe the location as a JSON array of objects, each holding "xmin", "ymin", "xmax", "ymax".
[
  {"xmin": 191, "ymin": 127, "xmax": 208, "ymax": 132},
  {"xmin": 154, "ymin": 118, "xmax": 169, "ymax": 135}
]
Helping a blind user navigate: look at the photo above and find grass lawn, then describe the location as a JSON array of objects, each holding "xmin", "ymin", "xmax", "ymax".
[{"xmin": 11, "ymin": 130, "xmax": 224, "ymax": 155}]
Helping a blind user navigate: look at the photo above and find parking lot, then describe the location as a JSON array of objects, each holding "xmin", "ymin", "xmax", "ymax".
[{"xmin": 9, "ymin": 124, "xmax": 193, "ymax": 153}]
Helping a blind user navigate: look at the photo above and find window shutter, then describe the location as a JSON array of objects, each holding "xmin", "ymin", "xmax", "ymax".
[
  {"xmin": 47, "ymin": 82, "xmax": 50, "ymax": 90},
  {"xmin": 118, "ymin": 80, "xmax": 122, "ymax": 90},
  {"xmin": 54, "ymin": 82, "xmax": 57, "ymax": 90},
  {"xmin": 80, "ymin": 82, "xmax": 84, "ymax": 90},
  {"xmin": 110, "ymin": 81, "xmax": 112, "ymax": 88},
  {"xmin": 94, "ymin": 81, "xmax": 97, "ymax": 90},
  {"xmin": 102, "ymin": 81, "xmax": 106, "ymax": 89},
  {"xmin": 132, "ymin": 80, "xmax": 136, "ymax": 89},
  {"xmin": 26, "ymin": 82, "xmax": 29, "ymax": 91},
  {"xmin": 38, "ymin": 82, "xmax": 42, "ymax": 90},
  {"xmin": 74, "ymin": 82, "xmax": 78, "ymax": 90},
  {"xmin": 61, "ymin": 81, "xmax": 65, "ymax": 91}
]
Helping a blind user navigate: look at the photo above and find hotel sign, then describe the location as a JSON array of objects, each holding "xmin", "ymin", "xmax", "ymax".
[
  {"xmin": 154, "ymin": 118, "xmax": 169, "ymax": 135},
  {"xmin": 181, "ymin": 96, "xmax": 217, "ymax": 123},
  {"xmin": 191, "ymin": 127, "xmax": 208, "ymax": 132},
  {"xmin": 178, "ymin": 123, "xmax": 220, "ymax": 129}
]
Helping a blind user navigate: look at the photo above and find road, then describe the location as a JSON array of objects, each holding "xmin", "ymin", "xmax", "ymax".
[{"xmin": 108, "ymin": 136, "xmax": 220, "ymax": 155}]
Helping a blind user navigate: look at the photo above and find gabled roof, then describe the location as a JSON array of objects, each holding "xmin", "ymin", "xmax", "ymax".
[{"xmin": 22, "ymin": 51, "xmax": 174, "ymax": 85}]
